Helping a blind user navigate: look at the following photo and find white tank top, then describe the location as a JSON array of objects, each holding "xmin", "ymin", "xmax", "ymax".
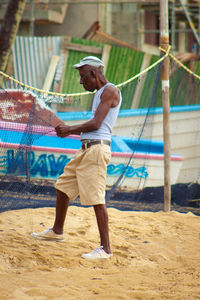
[{"xmin": 80, "ymin": 83, "xmax": 122, "ymax": 141}]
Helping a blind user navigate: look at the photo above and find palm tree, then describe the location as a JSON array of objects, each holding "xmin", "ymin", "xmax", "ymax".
[{"xmin": 0, "ymin": 0, "xmax": 27, "ymax": 86}]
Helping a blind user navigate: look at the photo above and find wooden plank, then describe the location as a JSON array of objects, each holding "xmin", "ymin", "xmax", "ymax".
[
  {"xmin": 53, "ymin": 37, "xmax": 70, "ymax": 93},
  {"xmin": 42, "ymin": 55, "xmax": 59, "ymax": 91},
  {"xmin": 101, "ymin": 44, "xmax": 111, "ymax": 73},
  {"xmin": 48, "ymin": 4, "xmax": 69, "ymax": 24},
  {"xmin": 131, "ymin": 53, "xmax": 152, "ymax": 109},
  {"xmin": 178, "ymin": 21, "xmax": 186, "ymax": 53},
  {"xmin": 63, "ymin": 41, "xmax": 102, "ymax": 55}
]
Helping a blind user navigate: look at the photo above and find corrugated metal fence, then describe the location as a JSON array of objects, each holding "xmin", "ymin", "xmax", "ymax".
[{"xmin": 4, "ymin": 36, "xmax": 61, "ymax": 89}]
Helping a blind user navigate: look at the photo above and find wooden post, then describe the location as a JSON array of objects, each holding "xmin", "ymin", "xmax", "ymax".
[{"xmin": 160, "ymin": 0, "xmax": 171, "ymax": 212}]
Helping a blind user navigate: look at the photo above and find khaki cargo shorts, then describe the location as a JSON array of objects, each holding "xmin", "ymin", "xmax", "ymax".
[{"xmin": 55, "ymin": 144, "xmax": 111, "ymax": 206}]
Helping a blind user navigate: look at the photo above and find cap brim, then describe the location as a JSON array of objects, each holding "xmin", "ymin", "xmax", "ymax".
[
  {"xmin": 73, "ymin": 63, "xmax": 84, "ymax": 69},
  {"xmin": 73, "ymin": 61, "xmax": 104, "ymax": 69}
]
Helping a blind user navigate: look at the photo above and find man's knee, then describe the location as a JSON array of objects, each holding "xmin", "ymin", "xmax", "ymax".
[
  {"xmin": 56, "ymin": 189, "xmax": 70, "ymax": 201},
  {"xmin": 93, "ymin": 204, "xmax": 107, "ymax": 214}
]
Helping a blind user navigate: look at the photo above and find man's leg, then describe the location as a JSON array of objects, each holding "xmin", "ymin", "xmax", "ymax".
[
  {"xmin": 93, "ymin": 204, "xmax": 111, "ymax": 254},
  {"xmin": 52, "ymin": 189, "xmax": 70, "ymax": 234}
]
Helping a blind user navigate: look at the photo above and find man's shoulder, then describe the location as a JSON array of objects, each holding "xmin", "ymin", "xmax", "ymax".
[
  {"xmin": 103, "ymin": 83, "xmax": 119, "ymax": 94},
  {"xmin": 100, "ymin": 83, "xmax": 121, "ymax": 107}
]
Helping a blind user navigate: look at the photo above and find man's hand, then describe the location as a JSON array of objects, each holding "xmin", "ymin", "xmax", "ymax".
[{"xmin": 55, "ymin": 124, "xmax": 71, "ymax": 137}]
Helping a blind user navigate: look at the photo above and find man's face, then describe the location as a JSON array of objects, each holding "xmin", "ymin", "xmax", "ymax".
[{"xmin": 78, "ymin": 66, "xmax": 96, "ymax": 92}]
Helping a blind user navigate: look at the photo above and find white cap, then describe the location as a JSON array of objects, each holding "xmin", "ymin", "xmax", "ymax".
[{"xmin": 73, "ymin": 56, "xmax": 104, "ymax": 69}]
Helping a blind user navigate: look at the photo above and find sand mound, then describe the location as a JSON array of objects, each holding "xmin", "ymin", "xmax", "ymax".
[{"xmin": 0, "ymin": 206, "xmax": 200, "ymax": 299}]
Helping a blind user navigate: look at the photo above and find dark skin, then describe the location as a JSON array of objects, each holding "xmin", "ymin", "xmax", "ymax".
[
  {"xmin": 53, "ymin": 65, "xmax": 120, "ymax": 254},
  {"xmin": 55, "ymin": 65, "xmax": 120, "ymax": 137}
]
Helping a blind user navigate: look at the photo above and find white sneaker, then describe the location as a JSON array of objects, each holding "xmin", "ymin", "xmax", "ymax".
[
  {"xmin": 82, "ymin": 246, "xmax": 113, "ymax": 260},
  {"xmin": 31, "ymin": 228, "xmax": 65, "ymax": 241}
]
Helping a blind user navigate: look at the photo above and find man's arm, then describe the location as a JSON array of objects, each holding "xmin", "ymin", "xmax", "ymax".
[{"xmin": 55, "ymin": 85, "xmax": 120, "ymax": 138}]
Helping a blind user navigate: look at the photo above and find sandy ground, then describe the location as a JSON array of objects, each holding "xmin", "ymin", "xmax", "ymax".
[{"xmin": 0, "ymin": 206, "xmax": 200, "ymax": 300}]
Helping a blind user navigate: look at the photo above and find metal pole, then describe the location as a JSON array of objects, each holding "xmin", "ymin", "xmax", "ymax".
[
  {"xmin": 179, "ymin": 0, "xmax": 200, "ymax": 48},
  {"xmin": 30, "ymin": 0, "xmax": 34, "ymax": 36},
  {"xmin": 198, "ymin": 2, "xmax": 200, "ymax": 54},
  {"xmin": 171, "ymin": 0, "xmax": 176, "ymax": 52},
  {"xmin": 160, "ymin": 0, "xmax": 171, "ymax": 212}
]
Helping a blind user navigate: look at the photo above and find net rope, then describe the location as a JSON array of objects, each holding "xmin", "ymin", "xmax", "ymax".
[{"xmin": 0, "ymin": 47, "xmax": 200, "ymax": 215}]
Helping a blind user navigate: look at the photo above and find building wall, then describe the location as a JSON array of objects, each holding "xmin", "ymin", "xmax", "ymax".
[
  {"xmin": 18, "ymin": 3, "xmax": 140, "ymax": 47},
  {"xmin": 19, "ymin": 4, "xmax": 98, "ymax": 38},
  {"xmin": 4, "ymin": 1, "xmax": 197, "ymax": 54},
  {"xmin": 109, "ymin": 3, "xmax": 138, "ymax": 47}
]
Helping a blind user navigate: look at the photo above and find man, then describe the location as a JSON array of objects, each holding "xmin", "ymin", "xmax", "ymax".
[{"xmin": 31, "ymin": 56, "xmax": 122, "ymax": 260}]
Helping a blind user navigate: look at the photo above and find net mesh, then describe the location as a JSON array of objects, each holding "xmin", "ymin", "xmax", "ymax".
[{"xmin": 0, "ymin": 54, "xmax": 200, "ymax": 215}]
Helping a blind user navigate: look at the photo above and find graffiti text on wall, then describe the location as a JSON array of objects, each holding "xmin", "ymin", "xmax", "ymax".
[{"xmin": 0, "ymin": 150, "xmax": 148, "ymax": 179}]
